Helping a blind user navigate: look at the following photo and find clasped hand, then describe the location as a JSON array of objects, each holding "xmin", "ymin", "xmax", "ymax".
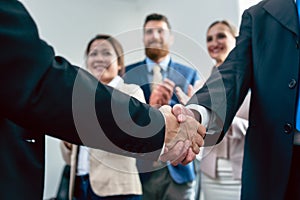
[{"xmin": 158, "ymin": 104, "xmax": 206, "ymax": 165}]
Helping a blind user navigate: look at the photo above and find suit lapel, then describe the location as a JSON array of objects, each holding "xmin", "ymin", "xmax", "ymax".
[
  {"xmin": 134, "ymin": 60, "xmax": 151, "ymax": 102},
  {"xmin": 263, "ymin": 0, "xmax": 299, "ymax": 36}
]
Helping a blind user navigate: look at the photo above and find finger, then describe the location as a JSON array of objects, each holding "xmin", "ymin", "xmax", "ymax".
[
  {"xmin": 158, "ymin": 83, "xmax": 174, "ymax": 97},
  {"xmin": 170, "ymin": 140, "xmax": 191, "ymax": 166},
  {"xmin": 191, "ymin": 140, "xmax": 200, "ymax": 154},
  {"xmin": 159, "ymin": 141, "xmax": 184, "ymax": 162},
  {"xmin": 172, "ymin": 104, "xmax": 188, "ymax": 123},
  {"xmin": 175, "ymin": 86, "xmax": 184, "ymax": 98},
  {"xmin": 192, "ymin": 134, "xmax": 204, "ymax": 151},
  {"xmin": 181, "ymin": 147, "xmax": 196, "ymax": 165},
  {"xmin": 172, "ymin": 104, "xmax": 185, "ymax": 117},
  {"xmin": 163, "ymin": 146, "xmax": 169, "ymax": 154},
  {"xmin": 187, "ymin": 84, "xmax": 194, "ymax": 97},
  {"xmin": 197, "ymin": 123, "xmax": 207, "ymax": 139},
  {"xmin": 173, "ymin": 104, "xmax": 194, "ymax": 117},
  {"xmin": 175, "ymin": 87, "xmax": 190, "ymax": 105},
  {"xmin": 158, "ymin": 86, "xmax": 172, "ymax": 100},
  {"xmin": 163, "ymin": 78, "xmax": 176, "ymax": 88},
  {"xmin": 171, "ymin": 147, "xmax": 187, "ymax": 166},
  {"xmin": 160, "ymin": 140, "xmax": 189, "ymax": 163}
]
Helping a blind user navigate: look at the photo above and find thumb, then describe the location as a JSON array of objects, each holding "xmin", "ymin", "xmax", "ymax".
[{"xmin": 172, "ymin": 104, "xmax": 187, "ymax": 123}]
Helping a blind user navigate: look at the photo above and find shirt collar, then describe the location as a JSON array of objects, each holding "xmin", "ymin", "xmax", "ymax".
[
  {"xmin": 146, "ymin": 55, "xmax": 171, "ymax": 73},
  {"xmin": 107, "ymin": 75, "xmax": 123, "ymax": 88}
]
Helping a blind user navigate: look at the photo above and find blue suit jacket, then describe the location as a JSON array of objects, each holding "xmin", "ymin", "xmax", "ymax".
[{"xmin": 124, "ymin": 59, "xmax": 199, "ymax": 184}]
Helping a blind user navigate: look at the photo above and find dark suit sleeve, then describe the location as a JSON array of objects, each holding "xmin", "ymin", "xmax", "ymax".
[
  {"xmin": 188, "ymin": 10, "xmax": 252, "ymax": 145},
  {"xmin": 0, "ymin": 1, "xmax": 165, "ymax": 160}
]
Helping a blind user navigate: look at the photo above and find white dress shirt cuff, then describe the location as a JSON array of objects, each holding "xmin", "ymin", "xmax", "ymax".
[{"xmin": 186, "ymin": 104, "xmax": 211, "ymax": 127}]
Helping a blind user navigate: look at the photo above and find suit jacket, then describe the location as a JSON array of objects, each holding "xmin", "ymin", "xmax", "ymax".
[
  {"xmin": 0, "ymin": 119, "xmax": 45, "ymax": 200},
  {"xmin": 189, "ymin": 0, "xmax": 300, "ymax": 199},
  {"xmin": 124, "ymin": 59, "xmax": 199, "ymax": 184},
  {"xmin": 61, "ymin": 78, "xmax": 145, "ymax": 199},
  {"xmin": 0, "ymin": 2, "xmax": 165, "ymax": 199}
]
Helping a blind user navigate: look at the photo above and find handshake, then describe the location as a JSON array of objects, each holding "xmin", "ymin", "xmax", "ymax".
[{"xmin": 158, "ymin": 104, "xmax": 206, "ymax": 165}]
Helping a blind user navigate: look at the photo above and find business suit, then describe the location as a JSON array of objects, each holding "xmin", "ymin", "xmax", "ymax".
[
  {"xmin": 0, "ymin": 1, "xmax": 165, "ymax": 199},
  {"xmin": 61, "ymin": 77, "xmax": 145, "ymax": 199},
  {"xmin": 124, "ymin": 59, "xmax": 199, "ymax": 199},
  {"xmin": 189, "ymin": 0, "xmax": 300, "ymax": 199}
]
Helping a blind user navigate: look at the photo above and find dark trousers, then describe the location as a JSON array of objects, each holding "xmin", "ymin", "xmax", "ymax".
[
  {"xmin": 285, "ymin": 146, "xmax": 300, "ymax": 200},
  {"xmin": 73, "ymin": 174, "xmax": 90, "ymax": 200},
  {"xmin": 87, "ymin": 183, "xmax": 141, "ymax": 200}
]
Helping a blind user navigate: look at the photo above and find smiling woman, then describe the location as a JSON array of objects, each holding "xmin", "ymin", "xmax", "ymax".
[
  {"xmin": 60, "ymin": 34, "xmax": 145, "ymax": 200},
  {"xmin": 199, "ymin": 20, "xmax": 250, "ymax": 200},
  {"xmin": 85, "ymin": 35, "xmax": 125, "ymax": 84},
  {"xmin": 206, "ymin": 20, "xmax": 236, "ymax": 67}
]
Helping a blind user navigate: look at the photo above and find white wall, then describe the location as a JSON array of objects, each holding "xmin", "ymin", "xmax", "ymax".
[{"xmin": 19, "ymin": 0, "xmax": 241, "ymax": 199}]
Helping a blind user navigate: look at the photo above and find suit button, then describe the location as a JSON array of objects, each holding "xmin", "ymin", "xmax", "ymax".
[
  {"xmin": 289, "ymin": 79, "xmax": 297, "ymax": 89},
  {"xmin": 284, "ymin": 123, "xmax": 293, "ymax": 134},
  {"xmin": 296, "ymin": 41, "xmax": 300, "ymax": 49}
]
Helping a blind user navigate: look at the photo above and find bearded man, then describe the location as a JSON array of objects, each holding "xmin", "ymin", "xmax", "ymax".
[{"xmin": 124, "ymin": 13, "xmax": 200, "ymax": 200}]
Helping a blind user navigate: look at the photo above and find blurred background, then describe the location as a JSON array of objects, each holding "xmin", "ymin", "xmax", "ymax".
[{"xmin": 19, "ymin": 0, "xmax": 260, "ymax": 199}]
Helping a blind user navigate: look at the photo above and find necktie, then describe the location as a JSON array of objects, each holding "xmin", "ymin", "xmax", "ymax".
[
  {"xmin": 151, "ymin": 65, "xmax": 163, "ymax": 91},
  {"xmin": 296, "ymin": 0, "xmax": 300, "ymax": 130}
]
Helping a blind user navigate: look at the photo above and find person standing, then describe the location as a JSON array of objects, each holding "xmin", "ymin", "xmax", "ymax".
[
  {"xmin": 173, "ymin": 0, "xmax": 300, "ymax": 199},
  {"xmin": 0, "ymin": 1, "xmax": 204, "ymax": 199},
  {"xmin": 124, "ymin": 13, "xmax": 200, "ymax": 200},
  {"xmin": 176, "ymin": 20, "xmax": 250, "ymax": 200},
  {"xmin": 61, "ymin": 34, "xmax": 144, "ymax": 200}
]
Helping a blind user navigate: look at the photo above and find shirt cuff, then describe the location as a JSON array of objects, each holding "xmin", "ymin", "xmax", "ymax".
[{"xmin": 186, "ymin": 104, "xmax": 211, "ymax": 127}]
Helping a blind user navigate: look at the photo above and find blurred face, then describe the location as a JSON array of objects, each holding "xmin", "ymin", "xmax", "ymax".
[
  {"xmin": 206, "ymin": 23, "xmax": 236, "ymax": 66},
  {"xmin": 86, "ymin": 39, "xmax": 121, "ymax": 84},
  {"xmin": 143, "ymin": 20, "xmax": 173, "ymax": 62}
]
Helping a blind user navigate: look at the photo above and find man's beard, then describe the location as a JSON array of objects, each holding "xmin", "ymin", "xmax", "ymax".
[{"xmin": 145, "ymin": 47, "xmax": 169, "ymax": 62}]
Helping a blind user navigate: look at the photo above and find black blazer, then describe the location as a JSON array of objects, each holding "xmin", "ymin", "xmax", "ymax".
[
  {"xmin": 189, "ymin": 0, "xmax": 299, "ymax": 199},
  {"xmin": 0, "ymin": 1, "xmax": 165, "ymax": 199}
]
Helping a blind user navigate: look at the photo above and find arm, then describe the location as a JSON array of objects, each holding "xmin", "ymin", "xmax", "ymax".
[
  {"xmin": 1, "ymin": 1, "xmax": 165, "ymax": 160},
  {"xmin": 186, "ymin": 11, "xmax": 253, "ymax": 144},
  {"xmin": 60, "ymin": 141, "xmax": 73, "ymax": 165},
  {"xmin": 2, "ymin": 2, "xmax": 201, "ymax": 163}
]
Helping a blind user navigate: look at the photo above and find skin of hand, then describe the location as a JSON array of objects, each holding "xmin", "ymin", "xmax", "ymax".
[
  {"xmin": 149, "ymin": 78, "xmax": 175, "ymax": 107},
  {"xmin": 171, "ymin": 104, "xmax": 206, "ymax": 163},
  {"xmin": 175, "ymin": 80, "xmax": 204, "ymax": 105},
  {"xmin": 175, "ymin": 84, "xmax": 194, "ymax": 105},
  {"xmin": 63, "ymin": 141, "xmax": 72, "ymax": 150},
  {"xmin": 160, "ymin": 140, "xmax": 192, "ymax": 165},
  {"xmin": 158, "ymin": 105, "xmax": 205, "ymax": 165}
]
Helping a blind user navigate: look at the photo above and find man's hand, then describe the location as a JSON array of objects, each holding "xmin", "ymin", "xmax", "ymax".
[
  {"xmin": 149, "ymin": 78, "xmax": 175, "ymax": 107},
  {"xmin": 158, "ymin": 105, "xmax": 205, "ymax": 165},
  {"xmin": 175, "ymin": 84, "xmax": 194, "ymax": 105},
  {"xmin": 63, "ymin": 141, "xmax": 72, "ymax": 150},
  {"xmin": 171, "ymin": 104, "xmax": 206, "ymax": 164},
  {"xmin": 175, "ymin": 80, "xmax": 204, "ymax": 105}
]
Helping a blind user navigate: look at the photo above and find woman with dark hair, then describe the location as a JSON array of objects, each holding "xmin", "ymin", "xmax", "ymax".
[
  {"xmin": 61, "ymin": 34, "xmax": 144, "ymax": 200},
  {"xmin": 176, "ymin": 20, "xmax": 250, "ymax": 200}
]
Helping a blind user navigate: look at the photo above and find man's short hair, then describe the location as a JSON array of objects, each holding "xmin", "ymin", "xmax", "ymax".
[{"xmin": 143, "ymin": 13, "xmax": 171, "ymax": 30}]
